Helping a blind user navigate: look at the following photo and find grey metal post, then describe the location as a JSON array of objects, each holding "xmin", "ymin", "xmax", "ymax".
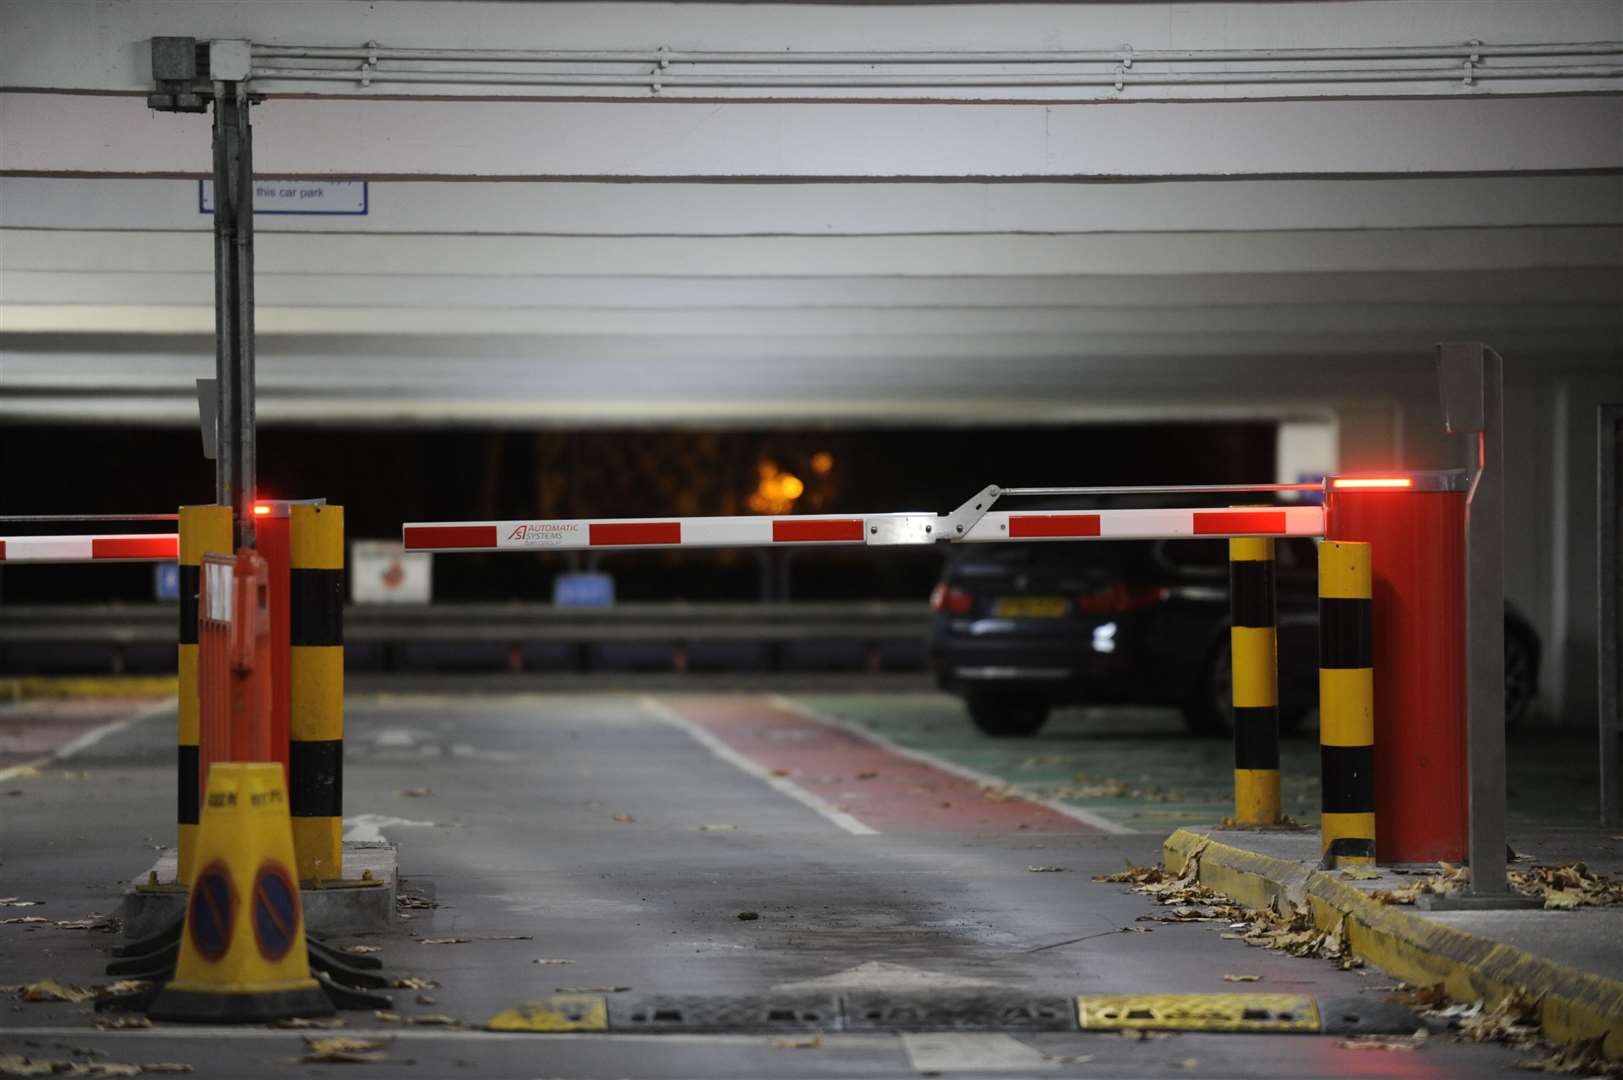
[
  {"xmin": 1601, "ymin": 405, "xmax": 1622, "ymax": 827},
  {"xmin": 212, "ymin": 81, "xmax": 257, "ymax": 551},
  {"xmin": 1426, "ymin": 344, "xmax": 1533, "ymax": 910},
  {"xmin": 1465, "ymin": 346, "xmax": 1509, "ymax": 896}
]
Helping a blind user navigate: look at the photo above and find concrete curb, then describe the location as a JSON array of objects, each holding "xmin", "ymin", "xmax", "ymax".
[{"xmin": 1163, "ymin": 828, "xmax": 1623, "ymax": 1059}]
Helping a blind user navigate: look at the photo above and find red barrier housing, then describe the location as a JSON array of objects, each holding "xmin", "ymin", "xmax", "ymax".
[
  {"xmin": 198, "ymin": 550, "xmax": 273, "ymax": 790},
  {"xmin": 256, "ymin": 512, "xmax": 293, "ymax": 786},
  {"xmin": 1325, "ymin": 475, "xmax": 1468, "ymax": 863}
]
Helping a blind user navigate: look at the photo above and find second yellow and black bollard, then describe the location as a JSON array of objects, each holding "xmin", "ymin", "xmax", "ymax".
[
  {"xmin": 1229, "ymin": 536, "xmax": 1281, "ymax": 825},
  {"xmin": 1319, "ymin": 540, "xmax": 1376, "ymax": 866},
  {"xmin": 289, "ymin": 504, "xmax": 345, "ymax": 882}
]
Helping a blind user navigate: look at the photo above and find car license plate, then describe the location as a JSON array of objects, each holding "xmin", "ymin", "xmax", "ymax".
[{"xmin": 994, "ymin": 596, "xmax": 1068, "ymax": 618}]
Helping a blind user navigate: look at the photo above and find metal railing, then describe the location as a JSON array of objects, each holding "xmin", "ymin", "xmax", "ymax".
[{"xmin": 0, "ymin": 602, "xmax": 931, "ymax": 673}]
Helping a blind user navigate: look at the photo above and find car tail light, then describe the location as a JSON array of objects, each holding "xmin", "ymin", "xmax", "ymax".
[
  {"xmin": 1075, "ymin": 585, "xmax": 1170, "ymax": 614},
  {"xmin": 930, "ymin": 583, "xmax": 974, "ymax": 615}
]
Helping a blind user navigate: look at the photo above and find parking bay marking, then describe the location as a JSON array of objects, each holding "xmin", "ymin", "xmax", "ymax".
[{"xmin": 769, "ymin": 695, "xmax": 1131, "ymax": 835}]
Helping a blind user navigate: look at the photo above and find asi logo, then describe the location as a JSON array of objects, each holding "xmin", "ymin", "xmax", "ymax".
[
  {"xmin": 506, "ymin": 522, "xmax": 580, "ymax": 545},
  {"xmin": 188, "ymin": 861, "xmax": 238, "ymax": 963},
  {"xmin": 251, "ymin": 862, "xmax": 302, "ymax": 962}
]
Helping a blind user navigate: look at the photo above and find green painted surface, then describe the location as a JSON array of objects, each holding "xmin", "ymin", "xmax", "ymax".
[{"xmin": 789, "ymin": 693, "xmax": 1594, "ymax": 834}]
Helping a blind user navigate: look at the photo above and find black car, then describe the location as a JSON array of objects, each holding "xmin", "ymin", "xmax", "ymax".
[{"xmin": 928, "ymin": 537, "xmax": 1540, "ymax": 738}]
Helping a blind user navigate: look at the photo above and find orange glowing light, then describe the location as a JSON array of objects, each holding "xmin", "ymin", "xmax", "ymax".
[
  {"xmin": 253, "ymin": 503, "xmax": 272, "ymax": 515},
  {"xmin": 810, "ymin": 452, "xmax": 834, "ymax": 475},
  {"xmin": 1331, "ymin": 477, "xmax": 1413, "ymax": 490}
]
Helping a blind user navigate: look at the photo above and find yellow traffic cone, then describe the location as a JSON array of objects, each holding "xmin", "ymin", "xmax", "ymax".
[{"xmin": 150, "ymin": 762, "xmax": 333, "ymax": 1021}]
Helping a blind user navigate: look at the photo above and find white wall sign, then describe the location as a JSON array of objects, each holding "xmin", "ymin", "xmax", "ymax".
[
  {"xmin": 199, "ymin": 179, "xmax": 368, "ymax": 216},
  {"xmin": 352, "ymin": 541, "xmax": 432, "ymax": 604}
]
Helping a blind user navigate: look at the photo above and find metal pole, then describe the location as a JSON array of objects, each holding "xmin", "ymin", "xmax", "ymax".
[
  {"xmin": 1465, "ymin": 347, "xmax": 1510, "ymax": 896},
  {"xmin": 1601, "ymin": 405, "xmax": 1621, "ymax": 827},
  {"xmin": 212, "ymin": 81, "xmax": 257, "ymax": 551}
]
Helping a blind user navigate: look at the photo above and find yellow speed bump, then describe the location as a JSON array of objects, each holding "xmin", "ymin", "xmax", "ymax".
[
  {"xmin": 1078, "ymin": 993, "xmax": 1321, "ymax": 1033},
  {"xmin": 488, "ymin": 994, "xmax": 609, "ymax": 1032}
]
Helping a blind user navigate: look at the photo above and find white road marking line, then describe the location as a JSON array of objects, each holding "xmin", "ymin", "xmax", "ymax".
[
  {"xmin": 0, "ymin": 697, "xmax": 175, "ymax": 782},
  {"xmin": 639, "ymin": 695, "xmax": 877, "ymax": 836},
  {"xmin": 0, "ymin": 1026, "xmax": 896, "ymax": 1047},
  {"xmin": 342, "ymin": 813, "xmax": 438, "ymax": 843},
  {"xmin": 902, "ymin": 1032, "xmax": 1064, "ymax": 1073},
  {"xmin": 769, "ymin": 695, "xmax": 1134, "ymax": 835}
]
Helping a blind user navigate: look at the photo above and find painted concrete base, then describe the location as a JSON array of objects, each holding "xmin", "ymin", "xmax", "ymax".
[
  {"xmin": 1163, "ymin": 827, "xmax": 1623, "ymax": 1061},
  {"xmin": 118, "ymin": 841, "xmax": 398, "ymax": 941}
]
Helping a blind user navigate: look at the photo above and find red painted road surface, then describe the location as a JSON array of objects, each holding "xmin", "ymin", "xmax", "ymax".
[{"xmin": 654, "ymin": 694, "xmax": 1098, "ymax": 833}]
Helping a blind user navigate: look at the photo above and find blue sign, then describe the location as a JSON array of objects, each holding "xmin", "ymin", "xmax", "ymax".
[
  {"xmin": 154, "ymin": 562, "xmax": 180, "ymax": 601},
  {"xmin": 554, "ymin": 572, "xmax": 614, "ymax": 608},
  {"xmin": 188, "ymin": 862, "xmax": 237, "ymax": 962},
  {"xmin": 251, "ymin": 865, "xmax": 300, "ymax": 962}
]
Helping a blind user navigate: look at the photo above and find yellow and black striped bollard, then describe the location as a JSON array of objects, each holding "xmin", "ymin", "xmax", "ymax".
[
  {"xmin": 1229, "ymin": 537, "xmax": 1281, "ymax": 825},
  {"xmin": 289, "ymin": 504, "xmax": 345, "ymax": 882},
  {"xmin": 1319, "ymin": 541, "xmax": 1376, "ymax": 866},
  {"xmin": 176, "ymin": 504, "xmax": 232, "ymax": 885}
]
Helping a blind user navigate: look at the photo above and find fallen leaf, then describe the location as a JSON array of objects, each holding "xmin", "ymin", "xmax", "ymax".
[
  {"xmin": 398, "ymin": 788, "xmax": 433, "ymax": 798},
  {"xmin": 16, "ymin": 979, "xmax": 99, "ymax": 1003},
  {"xmin": 531, "ymin": 959, "xmax": 574, "ymax": 965},
  {"xmin": 1178, "ymin": 1059, "xmax": 1200, "ymax": 1070},
  {"xmin": 1542, "ymin": 891, "xmax": 1581, "ymax": 911},
  {"xmin": 139, "ymin": 1066, "xmax": 194, "ymax": 1074},
  {"xmin": 396, "ymin": 893, "xmax": 437, "ymax": 910},
  {"xmin": 345, "ymin": 945, "xmax": 381, "ymax": 955},
  {"xmin": 408, "ymin": 1014, "xmax": 458, "ymax": 1026},
  {"xmin": 1, "ymin": 917, "xmax": 49, "ymax": 925},
  {"xmin": 94, "ymin": 1017, "xmax": 152, "ymax": 1030},
  {"xmin": 420, "ymin": 937, "xmax": 470, "ymax": 945},
  {"xmin": 769, "ymin": 1035, "xmax": 822, "ymax": 1050},
  {"xmin": 103, "ymin": 980, "xmax": 153, "ymax": 996},
  {"xmin": 0, "ymin": 1055, "xmax": 56, "ymax": 1077},
  {"xmin": 611, "ymin": 814, "xmax": 636, "ymax": 823},
  {"xmin": 1338, "ymin": 868, "xmax": 1381, "ymax": 881},
  {"xmin": 274, "ymin": 1016, "xmax": 346, "ymax": 1029},
  {"xmin": 696, "ymin": 824, "xmax": 736, "ymax": 832},
  {"xmin": 373, "ymin": 1011, "xmax": 400, "ymax": 1023},
  {"xmin": 1027, "ymin": 866, "xmax": 1066, "ymax": 873},
  {"xmin": 1222, "ymin": 974, "xmax": 1262, "ymax": 983},
  {"xmin": 1119, "ymin": 1029, "xmax": 1171, "ymax": 1041},
  {"xmin": 302, "ymin": 1036, "xmax": 390, "ymax": 1064},
  {"xmin": 415, "ymin": 994, "xmax": 436, "ymax": 1006},
  {"xmin": 83, "ymin": 1065, "xmax": 140, "ymax": 1077},
  {"xmin": 392, "ymin": 977, "xmax": 438, "ymax": 990},
  {"xmin": 1515, "ymin": 1034, "xmax": 1620, "ymax": 1075},
  {"xmin": 0, "ymin": 899, "xmax": 41, "ymax": 907},
  {"xmin": 770, "ymin": 768, "xmax": 791, "ymax": 777}
]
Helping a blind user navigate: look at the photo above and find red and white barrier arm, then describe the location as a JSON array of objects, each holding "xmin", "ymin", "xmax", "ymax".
[
  {"xmin": 404, "ymin": 513, "xmax": 937, "ymax": 553},
  {"xmin": 0, "ymin": 534, "xmax": 179, "ymax": 563},
  {"xmin": 402, "ymin": 504, "xmax": 1322, "ymax": 553},
  {"xmin": 961, "ymin": 505, "xmax": 1324, "ymax": 542}
]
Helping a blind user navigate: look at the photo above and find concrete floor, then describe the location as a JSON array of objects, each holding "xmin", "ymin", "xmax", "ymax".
[{"xmin": 0, "ymin": 691, "xmax": 1555, "ymax": 1077}]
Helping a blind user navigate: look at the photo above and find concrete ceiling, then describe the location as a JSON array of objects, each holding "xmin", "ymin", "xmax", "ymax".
[{"xmin": 1, "ymin": 0, "xmax": 1620, "ymax": 428}]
